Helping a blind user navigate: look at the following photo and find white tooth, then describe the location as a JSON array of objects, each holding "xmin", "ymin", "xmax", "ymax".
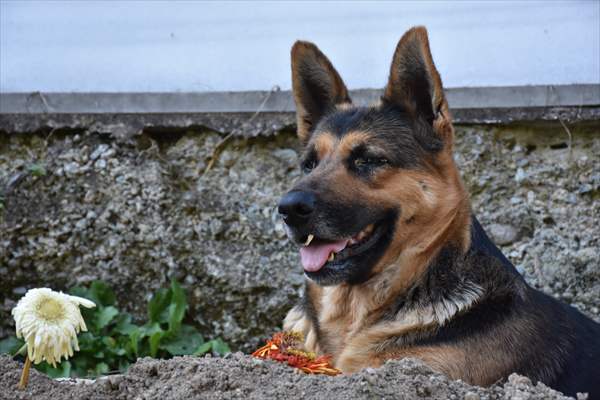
[
  {"xmin": 328, "ymin": 252, "xmax": 335, "ymax": 262},
  {"xmin": 304, "ymin": 234, "xmax": 314, "ymax": 246}
]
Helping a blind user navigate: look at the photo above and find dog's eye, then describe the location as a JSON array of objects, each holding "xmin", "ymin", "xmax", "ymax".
[
  {"xmin": 353, "ymin": 157, "xmax": 389, "ymax": 171},
  {"xmin": 354, "ymin": 158, "xmax": 367, "ymax": 169},
  {"xmin": 301, "ymin": 158, "xmax": 318, "ymax": 174}
]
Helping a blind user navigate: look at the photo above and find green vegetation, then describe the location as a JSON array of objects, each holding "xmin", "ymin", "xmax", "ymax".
[
  {"xmin": 0, "ymin": 280, "xmax": 230, "ymax": 378},
  {"xmin": 28, "ymin": 163, "xmax": 47, "ymax": 177}
]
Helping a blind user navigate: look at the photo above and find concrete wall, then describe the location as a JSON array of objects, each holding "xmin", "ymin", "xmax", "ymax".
[{"xmin": 1, "ymin": 0, "xmax": 599, "ymax": 92}]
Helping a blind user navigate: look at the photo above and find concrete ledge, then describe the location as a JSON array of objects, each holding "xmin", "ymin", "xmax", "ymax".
[
  {"xmin": 0, "ymin": 85, "xmax": 598, "ymax": 137},
  {"xmin": 1, "ymin": 84, "xmax": 599, "ymax": 114},
  {"xmin": 0, "ymin": 112, "xmax": 296, "ymax": 138},
  {"xmin": 1, "ymin": 107, "xmax": 598, "ymax": 139}
]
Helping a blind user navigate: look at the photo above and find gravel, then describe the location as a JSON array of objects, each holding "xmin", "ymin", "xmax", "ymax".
[{"xmin": 487, "ymin": 223, "xmax": 519, "ymax": 246}]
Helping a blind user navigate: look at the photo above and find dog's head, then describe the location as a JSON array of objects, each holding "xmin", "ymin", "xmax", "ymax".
[{"xmin": 279, "ymin": 27, "xmax": 468, "ymax": 286}]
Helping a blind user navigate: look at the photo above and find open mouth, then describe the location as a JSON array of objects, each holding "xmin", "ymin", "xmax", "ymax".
[{"xmin": 299, "ymin": 222, "xmax": 384, "ymax": 273}]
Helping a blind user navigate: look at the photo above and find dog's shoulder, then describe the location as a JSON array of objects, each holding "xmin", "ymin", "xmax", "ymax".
[{"xmin": 434, "ymin": 217, "xmax": 600, "ymax": 398}]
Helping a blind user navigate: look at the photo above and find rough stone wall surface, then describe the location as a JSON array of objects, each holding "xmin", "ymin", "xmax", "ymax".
[{"xmin": 1, "ymin": 123, "xmax": 599, "ymax": 351}]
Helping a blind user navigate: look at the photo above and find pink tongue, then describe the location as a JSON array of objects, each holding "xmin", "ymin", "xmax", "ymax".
[{"xmin": 300, "ymin": 239, "xmax": 348, "ymax": 272}]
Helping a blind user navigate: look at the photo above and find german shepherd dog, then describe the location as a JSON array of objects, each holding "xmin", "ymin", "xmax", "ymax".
[{"xmin": 278, "ymin": 27, "xmax": 600, "ymax": 398}]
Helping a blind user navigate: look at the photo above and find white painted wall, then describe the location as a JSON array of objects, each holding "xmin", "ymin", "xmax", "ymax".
[{"xmin": 1, "ymin": 0, "xmax": 599, "ymax": 92}]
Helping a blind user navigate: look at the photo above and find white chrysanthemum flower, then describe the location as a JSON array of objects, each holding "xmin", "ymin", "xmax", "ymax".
[{"xmin": 12, "ymin": 288, "xmax": 95, "ymax": 367}]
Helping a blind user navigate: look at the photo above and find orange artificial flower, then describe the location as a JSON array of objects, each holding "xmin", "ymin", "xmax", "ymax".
[{"xmin": 252, "ymin": 331, "xmax": 341, "ymax": 376}]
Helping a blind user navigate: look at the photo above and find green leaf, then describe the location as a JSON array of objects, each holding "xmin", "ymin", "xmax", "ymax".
[
  {"xmin": 140, "ymin": 322, "xmax": 162, "ymax": 337},
  {"xmin": 28, "ymin": 163, "xmax": 47, "ymax": 177},
  {"xmin": 113, "ymin": 313, "xmax": 139, "ymax": 335},
  {"xmin": 90, "ymin": 281, "xmax": 116, "ymax": 306},
  {"xmin": 160, "ymin": 325, "xmax": 203, "ymax": 356},
  {"xmin": 102, "ymin": 336, "xmax": 116, "ymax": 347},
  {"xmin": 96, "ymin": 306, "xmax": 119, "ymax": 329},
  {"xmin": 72, "ymin": 363, "xmax": 91, "ymax": 379},
  {"xmin": 101, "ymin": 336, "xmax": 127, "ymax": 356},
  {"xmin": 94, "ymin": 362, "xmax": 109, "ymax": 376},
  {"xmin": 149, "ymin": 330, "xmax": 164, "ymax": 357},
  {"xmin": 130, "ymin": 329, "xmax": 140, "ymax": 356},
  {"xmin": 68, "ymin": 286, "xmax": 91, "ymax": 301},
  {"xmin": 77, "ymin": 332, "xmax": 99, "ymax": 351},
  {"xmin": 147, "ymin": 288, "xmax": 171, "ymax": 324},
  {"xmin": 139, "ymin": 322, "xmax": 165, "ymax": 357},
  {"xmin": 118, "ymin": 359, "xmax": 131, "ymax": 373},
  {"xmin": 36, "ymin": 361, "xmax": 71, "ymax": 378},
  {"xmin": 210, "ymin": 338, "xmax": 231, "ymax": 356},
  {"xmin": 193, "ymin": 341, "xmax": 213, "ymax": 356},
  {"xmin": 111, "ymin": 347, "xmax": 127, "ymax": 356},
  {"xmin": 192, "ymin": 338, "xmax": 231, "ymax": 357},
  {"xmin": 0, "ymin": 336, "xmax": 23, "ymax": 355},
  {"xmin": 167, "ymin": 280, "xmax": 187, "ymax": 334}
]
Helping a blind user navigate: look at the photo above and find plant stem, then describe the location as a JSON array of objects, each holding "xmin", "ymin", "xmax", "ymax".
[{"xmin": 18, "ymin": 355, "xmax": 32, "ymax": 390}]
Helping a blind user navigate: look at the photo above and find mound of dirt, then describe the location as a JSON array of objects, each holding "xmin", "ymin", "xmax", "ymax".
[{"xmin": 0, "ymin": 353, "xmax": 576, "ymax": 400}]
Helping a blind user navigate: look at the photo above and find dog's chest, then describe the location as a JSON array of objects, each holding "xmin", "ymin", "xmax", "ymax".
[
  {"xmin": 318, "ymin": 314, "xmax": 352, "ymax": 358},
  {"xmin": 316, "ymin": 286, "xmax": 372, "ymax": 359}
]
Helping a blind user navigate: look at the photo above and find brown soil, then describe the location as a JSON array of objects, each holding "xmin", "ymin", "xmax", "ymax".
[{"xmin": 0, "ymin": 353, "xmax": 575, "ymax": 400}]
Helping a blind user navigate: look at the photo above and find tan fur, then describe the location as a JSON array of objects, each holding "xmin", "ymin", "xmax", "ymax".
[
  {"xmin": 334, "ymin": 341, "xmax": 520, "ymax": 387},
  {"xmin": 337, "ymin": 345, "xmax": 467, "ymax": 377},
  {"xmin": 391, "ymin": 346, "xmax": 467, "ymax": 380},
  {"xmin": 336, "ymin": 131, "xmax": 372, "ymax": 155},
  {"xmin": 283, "ymin": 305, "xmax": 320, "ymax": 354},
  {"xmin": 313, "ymin": 132, "xmax": 335, "ymax": 160}
]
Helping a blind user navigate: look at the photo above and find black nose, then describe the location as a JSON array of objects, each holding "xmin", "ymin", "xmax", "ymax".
[{"xmin": 278, "ymin": 191, "xmax": 316, "ymax": 227}]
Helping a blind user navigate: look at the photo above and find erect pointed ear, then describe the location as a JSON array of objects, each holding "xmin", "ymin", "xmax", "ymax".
[
  {"xmin": 291, "ymin": 41, "xmax": 351, "ymax": 142},
  {"xmin": 383, "ymin": 27, "xmax": 450, "ymax": 133}
]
